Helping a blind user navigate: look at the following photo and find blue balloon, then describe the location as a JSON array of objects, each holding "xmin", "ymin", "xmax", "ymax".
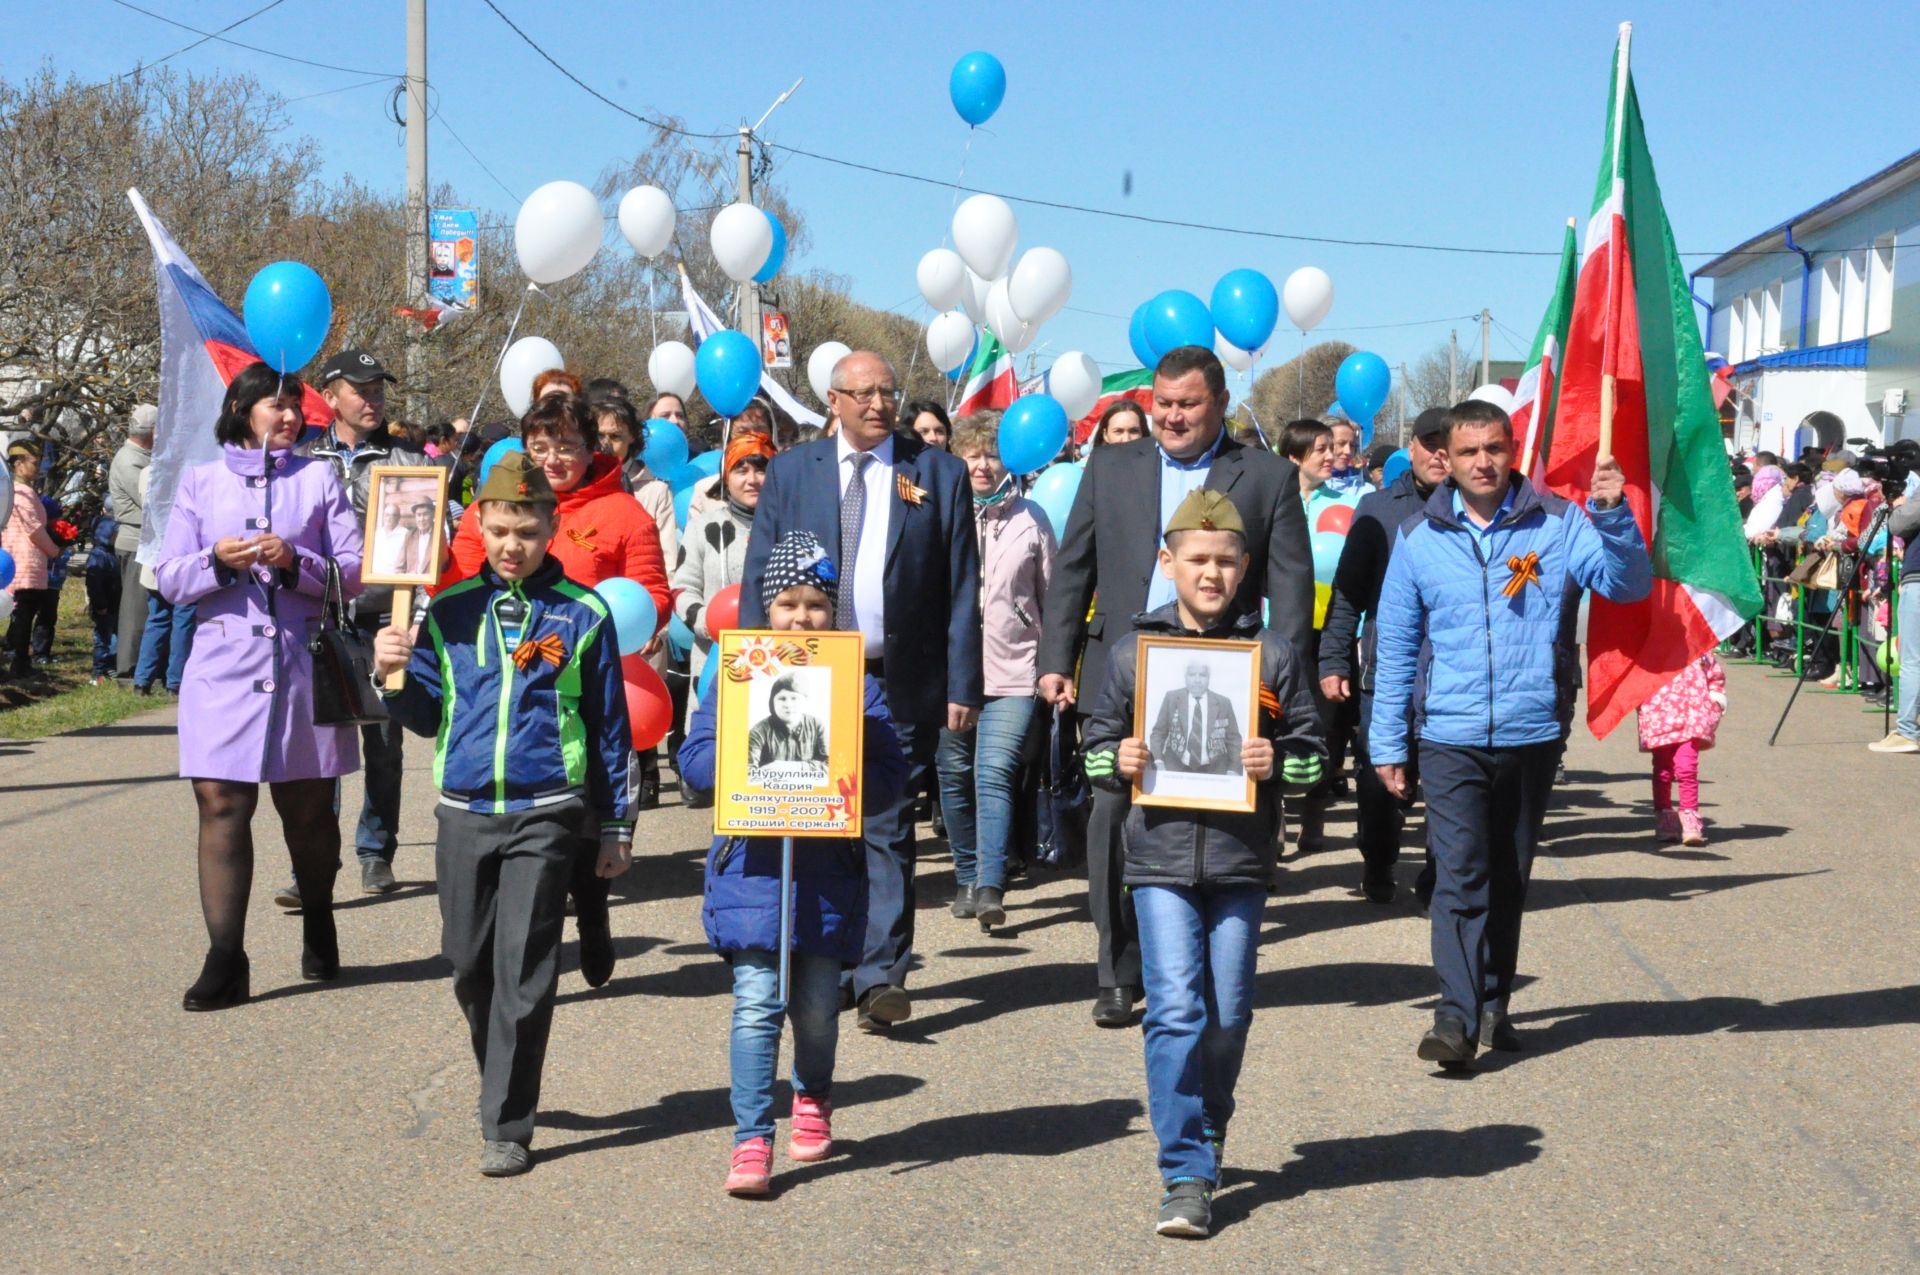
[
  {"xmin": 243, "ymin": 261, "xmax": 331, "ymax": 373},
  {"xmin": 667, "ymin": 612, "xmax": 695, "ymax": 661},
  {"xmin": 946, "ymin": 330, "xmax": 978, "ymax": 382},
  {"xmin": 1128, "ymin": 301, "xmax": 1157, "ymax": 368},
  {"xmin": 641, "ymin": 419, "xmax": 689, "ymax": 475},
  {"xmin": 673, "ymin": 479, "xmax": 697, "ymax": 529},
  {"xmin": 1210, "ymin": 269, "xmax": 1279, "ymax": 354},
  {"xmin": 1334, "ymin": 351, "xmax": 1391, "ymax": 427},
  {"xmin": 0, "ymin": 548, "xmax": 14, "ymax": 590},
  {"xmin": 1027, "ymin": 461, "xmax": 1083, "ymax": 538},
  {"xmin": 949, "ymin": 51, "xmax": 1006, "ymax": 126},
  {"xmin": 1381, "ymin": 448, "xmax": 1411, "ymax": 487},
  {"xmin": 689, "ymin": 449, "xmax": 722, "ymax": 478},
  {"xmin": 696, "ymin": 651, "xmax": 718, "ymax": 702},
  {"xmin": 695, "ymin": 329, "xmax": 761, "ymax": 418},
  {"xmin": 1144, "ymin": 290, "xmax": 1214, "ymax": 362},
  {"xmin": 478, "ymin": 436, "xmax": 523, "ymax": 489},
  {"xmin": 1000, "ymin": 394, "xmax": 1071, "ymax": 477},
  {"xmin": 595, "ymin": 577, "xmax": 658, "ymax": 657},
  {"xmin": 663, "ymin": 462, "xmax": 705, "ymax": 493},
  {"xmin": 753, "ymin": 211, "xmax": 787, "ymax": 284}
]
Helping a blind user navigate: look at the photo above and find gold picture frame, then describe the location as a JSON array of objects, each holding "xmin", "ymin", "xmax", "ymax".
[
  {"xmin": 360, "ymin": 465, "xmax": 449, "ymax": 590},
  {"xmin": 713, "ymin": 630, "xmax": 868, "ymax": 838},
  {"xmin": 1131, "ymin": 633, "xmax": 1261, "ymax": 813}
]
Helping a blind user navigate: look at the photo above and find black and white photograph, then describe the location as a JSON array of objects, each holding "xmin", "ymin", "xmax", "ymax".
[
  {"xmin": 361, "ymin": 465, "xmax": 448, "ymax": 588},
  {"xmin": 744, "ymin": 667, "xmax": 832, "ymax": 790},
  {"xmin": 1133, "ymin": 634, "xmax": 1260, "ymax": 812}
]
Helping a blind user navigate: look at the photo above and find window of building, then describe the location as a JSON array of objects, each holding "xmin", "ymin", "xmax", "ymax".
[
  {"xmin": 1727, "ymin": 294, "xmax": 1746, "ymax": 363},
  {"xmin": 1818, "ymin": 258, "xmax": 1843, "ymax": 346},
  {"xmin": 1869, "ymin": 232, "xmax": 1895, "ymax": 336},
  {"xmin": 1764, "ymin": 280, "xmax": 1783, "ymax": 351},
  {"xmin": 1842, "ymin": 249, "xmax": 1869, "ymax": 342}
]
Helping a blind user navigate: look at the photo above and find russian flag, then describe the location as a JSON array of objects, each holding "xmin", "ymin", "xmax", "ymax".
[{"xmin": 1703, "ymin": 351, "xmax": 1736, "ymax": 410}]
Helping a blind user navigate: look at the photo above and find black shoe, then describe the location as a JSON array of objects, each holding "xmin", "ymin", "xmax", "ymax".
[
  {"xmin": 950, "ymin": 884, "xmax": 977, "ymax": 919},
  {"xmin": 636, "ymin": 773, "xmax": 661, "ymax": 811},
  {"xmin": 1092, "ymin": 986, "xmax": 1138, "ymax": 1027},
  {"xmin": 930, "ymin": 802, "xmax": 946, "ymax": 838},
  {"xmin": 856, "ymin": 984, "xmax": 910, "ymax": 1032},
  {"xmin": 360, "ymin": 859, "xmax": 398, "ymax": 894},
  {"xmin": 578, "ymin": 918, "xmax": 616, "ymax": 989},
  {"xmin": 1480, "ymin": 1008, "xmax": 1523, "ymax": 1052},
  {"xmin": 272, "ymin": 880, "xmax": 302, "ymax": 911},
  {"xmin": 974, "ymin": 886, "xmax": 1006, "ymax": 932},
  {"xmin": 1156, "ymin": 1179, "xmax": 1213, "ymax": 1238},
  {"xmin": 183, "ymin": 948, "xmax": 250, "ymax": 1011},
  {"xmin": 300, "ymin": 907, "xmax": 339, "ymax": 981},
  {"xmin": 1417, "ymin": 1015, "xmax": 1476, "ymax": 1070},
  {"xmin": 1413, "ymin": 861, "xmax": 1436, "ymax": 912},
  {"xmin": 1361, "ymin": 866, "xmax": 1396, "ymax": 904},
  {"xmin": 684, "ymin": 787, "xmax": 713, "ymax": 810}
]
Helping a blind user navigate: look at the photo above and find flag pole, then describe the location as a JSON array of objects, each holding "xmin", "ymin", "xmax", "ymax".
[
  {"xmin": 1519, "ymin": 216, "xmax": 1579, "ymax": 478},
  {"xmin": 777, "ymin": 836, "xmax": 794, "ymax": 1008},
  {"xmin": 1596, "ymin": 21, "xmax": 1632, "ymax": 465}
]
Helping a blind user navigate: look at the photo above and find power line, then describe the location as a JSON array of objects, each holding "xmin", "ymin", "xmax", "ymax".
[
  {"xmin": 106, "ymin": 0, "xmax": 394, "ymax": 78},
  {"xmin": 285, "ymin": 74, "xmax": 396, "ymax": 104},
  {"xmin": 114, "ymin": 0, "xmax": 290, "ymax": 78},
  {"xmin": 437, "ymin": 111, "xmax": 522, "ymax": 204}
]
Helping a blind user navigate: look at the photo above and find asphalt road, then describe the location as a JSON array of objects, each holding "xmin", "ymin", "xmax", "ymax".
[{"xmin": 2, "ymin": 662, "xmax": 1916, "ymax": 1271}]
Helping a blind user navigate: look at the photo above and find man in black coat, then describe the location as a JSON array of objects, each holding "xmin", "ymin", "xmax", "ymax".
[
  {"xmin": 1318, "ymin": 408, "xmax": 1451, "ymax": 903},
  {"xmin": 1038, "ymin": 344, "xmax": 1314, "ymax": 1025}
]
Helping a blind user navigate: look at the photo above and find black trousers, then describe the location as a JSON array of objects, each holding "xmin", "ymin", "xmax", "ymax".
[
  {"xmin": 1420, "ymin": 740, "xmax": 1561, "ymax": 1042},
  {"xmin": 849, "ymin": 713, "xmax": 937, "ymax": 997},
  {"xmin": 6, "ymin": 587, "xmax": 57, "ymax": 674},
  {"xmin": 1352, "ymin": 690, "xmax": 1420, "ymax": 872},
  {"xmin": 1086, "ymin": 785, "xmax": 1141, "ymax": 990}
]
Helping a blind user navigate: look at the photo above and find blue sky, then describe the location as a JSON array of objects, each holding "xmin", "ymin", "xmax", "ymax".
[{"xmin": 13, "ymin": 0, "xmax": 1919, "ymax": 393}]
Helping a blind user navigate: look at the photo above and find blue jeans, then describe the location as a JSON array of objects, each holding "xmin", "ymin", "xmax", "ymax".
[
  {"xmin": 134, "ymin": 594, "xmax": 196, "ymax": 690},
  {"xmin": 1898, "ymin": 580, "xmax": 1920, "ymax": 739},
  {"xmin": 729, "ymin": 949, "xmax": 841, "ymax": 1144},
  {"xmin": 1134, "ymin": 882, "xmax": 1265, "ymax": 1185},
  {"xmin": 935, "ymin": 695, "xmax": 1036, "ymax": 891}
]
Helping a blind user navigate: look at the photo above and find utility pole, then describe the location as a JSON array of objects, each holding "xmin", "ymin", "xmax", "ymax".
[
  {"xmin": 735, "ymin": 126, "xmax": 760, "ymax": 349},
  {"xmin": 404, "ymin": 0, "xmax": 428, "ymax": 424},
  {"xmin": 1479, "ymin": 307, "xmax": 1492, "ymax": 390},
  {"xmin": 1448, "ymin": 328, "xmax": 1459, "ymax": 402}
]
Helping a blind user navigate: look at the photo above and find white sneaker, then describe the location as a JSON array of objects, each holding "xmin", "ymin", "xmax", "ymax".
[{"xmin": 1867, "ymin": 730, "xmax": 1920, "ymax": 754}]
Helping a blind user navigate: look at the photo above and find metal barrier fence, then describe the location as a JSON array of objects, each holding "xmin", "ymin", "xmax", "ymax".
[{"xmin": 1719, "ymin": 544, "xmax": 1898, "ymax": 711}]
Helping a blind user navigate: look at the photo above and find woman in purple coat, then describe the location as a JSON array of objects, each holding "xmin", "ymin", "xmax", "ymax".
[{"xmin": 158, "ymin": 362, "xmax": 366, "ymax": 1010}]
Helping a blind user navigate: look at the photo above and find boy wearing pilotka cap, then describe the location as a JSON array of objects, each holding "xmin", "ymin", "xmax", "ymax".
[
  {"xmin": 373, "ymin": 452, "xmax": 633, "ymax": 1178},
  {"xmin": 1082, "ymin": 488, "xmax": 1325, "ymax": 1239}
]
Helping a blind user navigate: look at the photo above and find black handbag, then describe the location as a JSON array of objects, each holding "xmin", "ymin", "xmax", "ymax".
[
  {"xmin": 1031, "ymin": 704, "xmax": 1090, "ymax": 870},
  {"xmin": 310, "ymin": 558, "xmax": 389, "ymax": 726}
]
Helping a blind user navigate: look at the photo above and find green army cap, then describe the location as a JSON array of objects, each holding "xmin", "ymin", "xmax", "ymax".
[
  {"xmin": 1165, "ymin": 488, "xmax": 1245, "ymax": 538},
  {"xmin": 476, "ymin": 449, "xmax": 557, "ymax": 507}
]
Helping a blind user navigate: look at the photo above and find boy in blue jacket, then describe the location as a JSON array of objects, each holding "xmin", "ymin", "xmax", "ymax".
[
  {"xmin": 373, "ymin": 453, "xmax": 633, "ymax": 1178},
  {"xmin": 679, "ymin": 530, "xmax": 908, "ymax": 1197},
  {"xmin": 1370, "ymin": 400, "xmax": 1650, "ymax": 1070},
  {"xmin": 1083, "ymin": 490, "xmax": 1326, "ymax": 1240}
]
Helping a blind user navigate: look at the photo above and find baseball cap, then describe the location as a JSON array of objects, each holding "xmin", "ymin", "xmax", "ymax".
[
  {"xmin": 315, "ymin": 347, "xmax": 396, "ymax": 386},
  {"xmin": 1411, "ymin": 408, "xmax": 1450, "ymax": 443}
]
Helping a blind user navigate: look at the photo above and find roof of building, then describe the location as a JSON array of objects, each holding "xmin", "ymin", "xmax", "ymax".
[
  {"xmin": 1696, "ymin": 147, "xmax": 1920, "ymax": 278},
  {"xmin": 1733, "ymin": 337, "xmax": 1869, "ymax": 375}
]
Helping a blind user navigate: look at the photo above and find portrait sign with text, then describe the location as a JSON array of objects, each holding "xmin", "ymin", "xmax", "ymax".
[
  {"xmin": 429, "ymin": 208, "xmax": 478, "ymax": 309},
  {"xmin": 714, "ymin": 630, "xmax": 866, "ymax": 837},
  {"xmin": 1131, "ymin": 634, "xmax": 1260, "ymax": 813},
  {"xmin": 360, "ymin": 465, "xmax": 449, "ymax": 589}
]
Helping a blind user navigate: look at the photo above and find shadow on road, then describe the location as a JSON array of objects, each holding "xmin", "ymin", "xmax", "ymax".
[
  {"xmin": 1210, "ymin": 1123, "xmax": 1544, "ymax": 1232},
  {"xmin": 0, "ymin": 771, "xmax": 177, "ymax": 794}
]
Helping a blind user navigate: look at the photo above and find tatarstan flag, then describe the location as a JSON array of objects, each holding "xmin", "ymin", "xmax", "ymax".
[
  {"xmin": 1071, "ymin": 368, "xmax": 1153, "ymax": 444},
  {"xmin": 955, "ymin": 329, "xmax": 1017, "ymax": 415},
  {"xmin": 1512, "ymin": 219, "xmax": 1578, "ymax": 481},
  {"xmin": 1545, "ymin": 23, "xmax": 1762, "ymax": 738}
]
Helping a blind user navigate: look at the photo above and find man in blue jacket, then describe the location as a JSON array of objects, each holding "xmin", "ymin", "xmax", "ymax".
[{"xmin": 1370, "ymin": 400, "xmax": 1650, "ymax": 1069}]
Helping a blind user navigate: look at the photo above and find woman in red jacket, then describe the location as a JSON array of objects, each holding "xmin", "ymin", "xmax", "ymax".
[{"xmin": 441, "ymin": 390, "xmax": 669, "ymax": 989}]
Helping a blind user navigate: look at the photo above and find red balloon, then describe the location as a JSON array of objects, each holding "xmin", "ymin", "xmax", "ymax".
[
  {"xmin": 620, "ymin": 654, "xmax": 674, "ymax": 751},
  {"xmin": 708, "ymin": 583, "xmax": 742, "ymax": 634}
]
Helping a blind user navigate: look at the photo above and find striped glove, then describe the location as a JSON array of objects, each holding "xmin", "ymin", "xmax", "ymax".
[{"xmin": 1280, "ymin": 753, "xmax": 1323, "ymax": 789}]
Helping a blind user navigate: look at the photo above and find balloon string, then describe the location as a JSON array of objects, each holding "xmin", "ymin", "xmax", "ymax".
[
  {"xmin": 463, "ymin": 283, "xmax": 538, "ymax": 449},
  {"xmin": 942, "ymin": 129, "xmax": 976, "ymax": 249}
]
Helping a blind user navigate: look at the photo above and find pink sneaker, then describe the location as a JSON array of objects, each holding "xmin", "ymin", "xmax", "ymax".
[
  {"xmin": 789, "ymin": 1093, "xmax": 834, "ymax": 1162},
  {"xmin": 1654, "ymin": 809, "xmax": 1682, "ymax": 843},
  {"xmin": 724, "ymin": 1136, "xmax": 772, "ymax": 1195},
  {"xmin": 1678, "ymin": 809, "xmax": 1707, "ymax": 847}
]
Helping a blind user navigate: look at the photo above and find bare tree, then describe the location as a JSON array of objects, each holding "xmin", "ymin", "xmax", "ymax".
[{"xmin": 1246, "ymin": 340, "xmax": 1357, "ymax": 431}]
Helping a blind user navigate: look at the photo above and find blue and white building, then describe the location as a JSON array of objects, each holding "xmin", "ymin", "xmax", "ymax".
[{"xmin": 1695, "ymin": 147, "xmax": 1920, "ymax": 456}]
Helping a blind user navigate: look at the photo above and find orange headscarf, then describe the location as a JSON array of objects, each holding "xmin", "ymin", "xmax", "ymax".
[{"xmin": 723, "ymin": 432, "xmax": 776, "ymax": 474}]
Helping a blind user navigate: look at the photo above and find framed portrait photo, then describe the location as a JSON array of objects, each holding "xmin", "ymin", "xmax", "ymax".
[
  {"xmin": 361, "ymin": 465, "xmax": 449, "ymax": 589},
  {"xmin": 713, "ymin": 630, "xmax": 867, "ymax": 838},
  {"xmin": 1132, "ymin": 634, "xmax": 1261, "ymax": 813}
]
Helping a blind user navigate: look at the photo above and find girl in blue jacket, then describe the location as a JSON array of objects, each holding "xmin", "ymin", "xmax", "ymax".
[{"xmin": 678, "ymin": 531, "xmax": 908, "ymax": 1196}]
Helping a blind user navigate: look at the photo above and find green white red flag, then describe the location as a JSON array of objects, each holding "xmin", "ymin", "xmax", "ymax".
[
  {"xmin": 1545, "ymin": 23, "xmax": 1763, "ymax": 738},
  {"xmin": 1512, "ymin": 219, "xmax": 1579, "ymax": 482},
  {"xmin": 1071, "ymin": 368, "xmax": 1152, "ymax": 443},
  {"xmin": 955, "ymin": 329, "xmax": 1017, "ymax": 415}
]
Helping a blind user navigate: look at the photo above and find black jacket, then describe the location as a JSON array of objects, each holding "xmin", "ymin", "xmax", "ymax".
[
  {"xmin": 1318, "ymin": 472, "xmax": 1434, "ymax": 691},
  {"xmin": 1039, "ymin": 432, "xmax": 1315, "ymax": 710},
  {"xmin": 1083, "ymin": 606, "xmax": 1324, "ymax": 889},
  {"xmin": 295, "ymin": 423, "xmax": 432, "ymax": 622}
]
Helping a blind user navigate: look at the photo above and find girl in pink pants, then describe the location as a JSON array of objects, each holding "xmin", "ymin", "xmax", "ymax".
[{"xmin": 1637, "ymin": 653, "xmax": 1727, "ymax": 847}]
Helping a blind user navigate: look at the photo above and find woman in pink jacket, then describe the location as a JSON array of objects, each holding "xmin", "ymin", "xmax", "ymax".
[{"xmin": 937, "ymin": 412, "xmax": 1055, "ymax": 933}]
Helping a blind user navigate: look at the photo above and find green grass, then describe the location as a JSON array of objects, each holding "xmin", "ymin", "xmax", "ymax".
[{"xmin": 0, "ymin": 583, "xmax": 164, "ymax": 739}]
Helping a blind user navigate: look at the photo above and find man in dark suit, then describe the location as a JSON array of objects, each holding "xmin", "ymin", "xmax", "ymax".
[
  {"xmin": 741, "ymin": 350, "xmax": 983, "ymax": 1031},
  {"xmin": 1149, "ymin": 661, "xmax": 1244, "ymax": 775},
  {"xmin": 1038, "ymin": 344, "xmax": 1314, "ymax": 1026}
]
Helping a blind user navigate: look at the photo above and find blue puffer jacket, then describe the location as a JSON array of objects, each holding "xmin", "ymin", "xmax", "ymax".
[
  {"xmin": 679, "ymin": 671, "xmax": 908, "ymax": 963},
  {"xmin": 1369, "ymin": 474, "xmax": 1650, "ymax": 763}
]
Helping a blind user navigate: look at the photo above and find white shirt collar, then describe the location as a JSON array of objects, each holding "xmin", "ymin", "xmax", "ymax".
[{"xmin": 837, "ymin": 431, "xmax": 895, "ymax": 468}]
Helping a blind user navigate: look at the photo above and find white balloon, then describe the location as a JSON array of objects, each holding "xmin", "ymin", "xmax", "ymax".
[
  {"xmin": 1215, "ymin": 333, "xmax": 1253, "ymax": 373},
  {"xmin": 958, "ymin": 269, "xmax": 993, "ymax": 325},
  {"xmin": 917, "ymin": 248, "xmax": 968, "ymax": 311},
  {"xmin": 514, "ymin": 181, "xmax": 605, "ymax": 285},
  {"xmin": 1468, "ymin": 383, "xmax": 1517, "ymax": 414},
  {"xmin": 951, "ymin": 193, "xmax": 1018, "ymax": 281},
  {"xmin": 985, "ymin": 277, "xmax": 1036, "ymax": 354},
  {"xmin": 1048, "ymin": 351, "xmax": 1102, "ymax": 420},
  {"xmin": 500, "ymin": 336, "xmax": 564, "ymax": 417},
  {"xmin": 710, "ymin": 202, "xmax": 774, "ymax": 284},
  {"xmin": 647, "ymin": 340, "xmax": 697, "ymax": 399},
  {"xmin": 808, "ymin": 341, "xmax": 853, "ymax": 404},
  {"xmin": 1282, "ymin": 266, "xmax": 1335, "ymax": 332},
  {"xmin": 926, "ymin": 311, "xmax": 976, "ymax": 373},
  {"xmin": 1008, "ymin": 247, "xmax": 1072, "ymax": 325},
  {"xmin": 617, "ymin": 185, "xmax": 676, "ymax": 258}
]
